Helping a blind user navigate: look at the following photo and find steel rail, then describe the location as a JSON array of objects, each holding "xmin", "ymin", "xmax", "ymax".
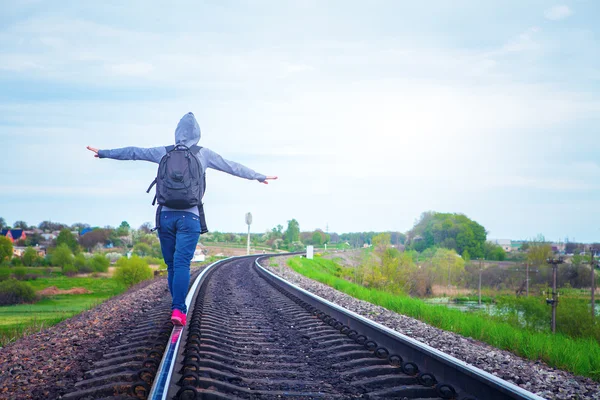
[
  {"xmin": 147, "ymin": 256, "xmax": 240, "ymax": 400},
  {"xmin": 254, "ymin": 255, "xmax": 547, "ymax": 400}
]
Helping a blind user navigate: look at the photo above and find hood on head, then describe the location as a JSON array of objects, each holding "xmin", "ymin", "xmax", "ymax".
[{"xmin": 175, "ymin": 112, "xmax": 201, "ymax": 147}]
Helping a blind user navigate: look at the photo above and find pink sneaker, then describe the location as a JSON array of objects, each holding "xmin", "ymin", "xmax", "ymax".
[{"xmin": 171, "ymin": 309, "xmax": 187, "ymax": 326}]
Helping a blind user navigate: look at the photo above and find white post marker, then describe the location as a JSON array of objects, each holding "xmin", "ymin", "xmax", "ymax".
[
  {"xmin": 307, "ymin": 245, "xmax": 314, "ymax": 259},
  {"xmin": 245, "ymin": 212, "xmax": 252, "ymax": 255}
]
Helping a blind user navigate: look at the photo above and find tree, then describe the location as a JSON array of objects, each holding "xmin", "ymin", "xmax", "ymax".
[
  {"xmin": 311, "ymin": 231, "xmax": 323, "ymax": 246},
  {"xmin": 52, "ymin": 244, "xmax": 74, "ymax": 268},
  {"xmin": 0, "ymin": 236, "xmax": 13, "ymax": 262},
  {"xmin": 0, "ymin": 217, "xmax": 6, "ymax": 230},
  {"xmin": 527, "ymin": 235, "xmax": 553, "ymax": 267},
  {"xmin": 89, "ymin": 254, "xmax": 110, "ymax": 272},
  {"xmin": 56, "ymin": 229, "xmax": 80, "ymax": 254},
  {"xmin": 285, "ymin": 219, "xmax": 300, "ymax": 243},
  {"xmin": 407, "ymin": 212, "xmax": 486, "ymax": 257},
  {"xmin": 565, "ymin": 242, "xmax": 581, "ymax": 255},
  {"xmin": 462, "ymin": 249, "xmax": 471, "ymax": 262},
  {"xmin": 22, "ymin": 247, "xmax": 39, "ymax": 267},
  {"xmin": 483, "ymin": 242, "xmax": 506, "ymax": 261},
  {"xmin": 21, "ymin": 232, "xmax": 42, "ymax": 247},
  {"xmin": 79, "ymin": 229, "xmax": 110, "ymax": 252},
  {"xmin": 139, "ymin": 222, "xmax": 153, "ymax": 234},
  {"xmin": 116, "ymin": 221, "xmax": 131, "ymax": 236},
  {"xmin": 108, "ymin": 229, "xmax": 124, "ymax": 248},
  {"xmin": 431, "ymin": 248, "xmax": 465, "ymax": 287},
  {"xmin": 38, "ymin": 221, "xmax": 67, "ymax": 232},
  {"xmin": 133, "ymin": 242, "xmax": 152, "ymax": 257},
  {"xmin": 13, "ymin": 221, "xmax": 28, "ymax": 229},
  {"xmin": 372, "ymin": 233, "xmax": 391, "ymax": 254}
]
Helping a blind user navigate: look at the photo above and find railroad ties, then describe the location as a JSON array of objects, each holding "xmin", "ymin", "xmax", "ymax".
[{"xmin": 168, "ymin": 258, "xmax": 447, "ymax": 399}]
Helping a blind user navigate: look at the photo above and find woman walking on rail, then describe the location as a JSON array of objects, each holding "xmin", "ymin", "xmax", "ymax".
[{"xmin": 87, "ymin": 112, "xmax": 277, "ymax": 326}]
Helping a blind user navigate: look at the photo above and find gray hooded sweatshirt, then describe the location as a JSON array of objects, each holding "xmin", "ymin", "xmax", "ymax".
[{"xmin": 98, "ymin": 112, "xmax": 266, "ymax": 216}]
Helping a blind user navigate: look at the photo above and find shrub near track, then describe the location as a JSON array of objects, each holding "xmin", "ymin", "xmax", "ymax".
[
  {"xmin": 0, "ymin": 279, "xmax": 36, "ymax": 306},
  {"xmin": 287, "ymin": 256, "xmax": 600, "ymax": 381},
  {"xmin": 114, "ymin": 256, "xmax": 154, "ymax": 287}
]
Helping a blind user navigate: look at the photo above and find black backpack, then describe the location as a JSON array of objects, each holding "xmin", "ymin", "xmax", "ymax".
[{"xmin": 146, "ymin": 144, "xmax": 208, "ymax": 234}]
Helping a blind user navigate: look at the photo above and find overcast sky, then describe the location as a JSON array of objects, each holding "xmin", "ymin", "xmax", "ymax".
[{"xmin": 1, "ymin": 1, "xmax": 599, "ymax": 241}]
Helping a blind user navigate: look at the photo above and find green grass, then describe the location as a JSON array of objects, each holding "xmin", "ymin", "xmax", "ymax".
[
  {"xmin": 0, "ymin": 276, "xmax": 127, "ymax": 347},
  {"xmin": 288, "ymin": 256, "xmax": 600, "ymax": 381}
]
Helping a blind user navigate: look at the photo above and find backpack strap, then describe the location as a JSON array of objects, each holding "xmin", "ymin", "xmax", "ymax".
[
  {"xmin": 198, "ymin": 203, "xmax": 208, "ymax": 234},
  {"xmin": 190, "ymin": 145, "xmax": 202, "ymax": 153},
  {"xmin": 146, "ymin": 178, "xmax": 157, "ymax": 194},
  {"xmin": 151, "ymin": 205, "xmax": 163, "ymax": 232}
]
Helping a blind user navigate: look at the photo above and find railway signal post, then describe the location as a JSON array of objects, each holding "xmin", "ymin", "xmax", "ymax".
[
  {"xmin": 245, "ymin": 212, "xmax": 252, "ymax": 255},
  {"xmin": 546, "ymin": 257, "xmax": 564, "ymax": 334}
]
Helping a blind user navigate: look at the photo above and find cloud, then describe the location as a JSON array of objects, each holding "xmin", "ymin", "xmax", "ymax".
[
  {"xmin": 108, "ymin": 62, "xmax": 155, "ymax": 77},
  {"xmin": 544, "ymin": 5, "xmax": 573, "ymax": 21},
  {"xmin": 500, "ymin": 27, "xmax": 541, "ymax": 53}
]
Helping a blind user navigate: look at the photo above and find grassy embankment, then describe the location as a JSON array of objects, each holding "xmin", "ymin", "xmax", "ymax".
[
  {"xmin": 0, "ymin": 275, "xmax": 127, "ymax": 347},
  {"xmin": 287, "ymin": 256, "xmax": 600, "ymax": 381}
]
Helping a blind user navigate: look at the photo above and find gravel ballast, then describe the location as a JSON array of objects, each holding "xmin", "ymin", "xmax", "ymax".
[
  {"xmin": 261, "ymin": 256, "xmax": 600, "ymax": 400},
  {"xmin": 0, "ymin": 274, "xmax": 178, "ymax": 400}
]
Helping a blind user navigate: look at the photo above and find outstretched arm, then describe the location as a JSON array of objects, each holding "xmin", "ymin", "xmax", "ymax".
[
  {"xmin": 204, "ymin": 148, "xmax": 277, "ymax": 184},
  {"xmin": 86, "ymin": 146, "xmax": 165, "ymax": 163}
]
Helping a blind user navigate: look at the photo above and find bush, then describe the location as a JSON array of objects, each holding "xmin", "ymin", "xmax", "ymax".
[
  {"xmin": 89, "ymin": 254, "xmax": 110, "ymax": 273},
  {"xmin": 114, "ymin": 256, "xmax": 153, "ymax": 287},
  {"xmin": 62, "ymin": 264, "xmax": 78, "ymax": 277},
  {"xmin": 0, "ymin": 236, "xmax": 13, "ymax": 262},
  {"xmin": 22, "ymin": 247, "xmax": 39, "ymax": 267},
  {"xmin": 12, "ymin": 267, "xmax": 27, "ymax": 280},
  {"xmin": 143, "ymin": 256, "xmax": 166, "ymax": 270},
  {"xmin": 0, "ymin": 279, "xmax": 37, "ymax": 305},
  {"xmin": 133, "ymin": 243, "xmax": 152, "ymax": 257},
  {"xmin": 0, "ymin": 267, "xmax": 10, "ymax": 282},
  {"xmin": 74, "ymin": 254, "xmax": 91, "ymax": 273},
  {"xmin": 52, "ymin": 244, "xmax": 74, "ymax": 267},
  {"xmin": 10, "ymin": 257, "xmax": 22, "ymax": 267},
  {"xmin": 105, "ymin": 252, "xmax": 123, "ymax": 263}
]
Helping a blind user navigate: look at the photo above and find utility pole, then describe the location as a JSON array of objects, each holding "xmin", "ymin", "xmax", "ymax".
[
  {"xmin": 526, "ymin": 261, "xmax": 530, "ymax": 297},
  {"xmin": 245, "ymin": 213, "xmax": 252, "ymax": 255},
  {"xmin": 478, "ymin": 258, "xmax": 483, "ymax": 305},
  {"xmin": 591, "ymin": 247, "xmax": 597, "ymax": 320},
  {"xmin": 546, "ymin": 257, "xmax": 564, "ymax": 334}
]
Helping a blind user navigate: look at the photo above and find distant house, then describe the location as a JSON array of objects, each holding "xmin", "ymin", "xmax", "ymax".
[
  {"xmin": 510, "ymin": 241, "xmax": 524, "ymax": 252},
  {"xmin": 41, "ymin": 233, "xmax": 57, "ymax": 241},
  {"xmin": 1, "ymin": 229, "xmax": 27, "ymax": 243},
  {"xmin": 193, "ymin": 243, "xmax": 206, "ymax": 262},
  {"xmin": 490, "ymin": 239, "xmax": 511, "ymax": 252},
  {"xmin": 13, "ymin": 246, "xmax": 46, "ymax": 258},
  {"xmin": 81, "ymin": 228, "xmax": 93, "ymax": 236}
]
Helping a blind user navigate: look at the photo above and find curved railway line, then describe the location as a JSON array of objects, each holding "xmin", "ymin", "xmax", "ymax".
[{"xmin": 64, "ymin": 255, "xmax": 546, "ymax": 400}]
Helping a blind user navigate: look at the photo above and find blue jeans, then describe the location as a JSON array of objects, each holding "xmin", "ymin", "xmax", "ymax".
[{"xmin": 158, "ymin": 211, "xmax": 201, "ymax": 314}]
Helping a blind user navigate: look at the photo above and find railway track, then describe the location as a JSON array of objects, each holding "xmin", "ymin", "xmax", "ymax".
[{"xmin": 64, "ymin": 255, "xmax": 547, "ymax": 399}]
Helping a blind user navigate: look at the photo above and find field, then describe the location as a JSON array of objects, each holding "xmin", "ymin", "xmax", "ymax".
[
  {"xmin": 287, "ymin": 255, "xmax": 600, "ymax": 381},
  {"xmin": 0, "ymin": 275, "xmax": 127, "ymax": 347},
  {"xmin": 203, "ymin": 243, "xmax": 286, "ymax": 257}
]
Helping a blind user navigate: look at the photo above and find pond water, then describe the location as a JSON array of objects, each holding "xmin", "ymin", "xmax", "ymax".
[
  {"xmin": 424, "ymin": 297, "xmax": 600, "ymax": 316},
  {"xmin": 423, "ymin": 298, "xmax": 497, "ymax": 314}
]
